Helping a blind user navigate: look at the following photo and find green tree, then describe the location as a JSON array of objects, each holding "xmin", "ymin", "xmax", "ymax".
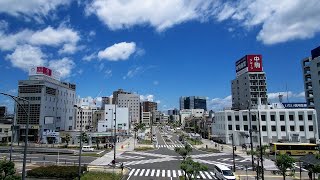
[
  {"xmin": 0, "ymin": 158, "xmax": 20, "ymax": 180},
  {"xmin": 65, "ymin": 133, "xmax": 71, "ymax": 147},
  {"xmin": 274, "ymin": 154, "xmax": 295, "ymax": 180},
  {"xmin": 175, "ymin": 144, "xmax": 192, "ymax": 160},
  {"xmin": 81, "ymin": 132, "xmax": 88, "ymax": 143},
  {"xmin": 180, "ymin": 157, "xmax": 208, "ymax": 180},
  {"xmin": 133, "ymin": 123, "xmax": 146, "ymax": 141}
]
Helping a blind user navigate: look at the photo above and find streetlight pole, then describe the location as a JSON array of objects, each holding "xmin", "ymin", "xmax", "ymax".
[
  {"xmin": 0, "ymin": 92, "xmax": 29, "ymax": 180},
  {"xmin": 257, "ymin": 110, "xmax": 264, "ymax": 180},
  {"xmin": 231, "ymin": 133, "xmax": 236, "ymax": 172},
  {"xmin": 248, "ymin": 101, "xmax": 254, "ymax": 171},
  {"xmin": 113, "ymin": 104, "xmax": 117, "ymax": 165},
  {"xmin": 74, "ymin": 105, "xmax": 83, "ymax": 180}
]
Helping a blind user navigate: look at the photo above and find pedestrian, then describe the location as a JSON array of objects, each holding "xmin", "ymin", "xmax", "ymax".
[
  {"xmin": 221, "ymin": 145, "xmax": 224, "ymax": 151},
  {"xmin": 308, "ymin": 171, "xmax": 312, "ymax": 180},
  {"xmin": 120, "ymin": 163, "xmax": 124, "ymax": 173}
]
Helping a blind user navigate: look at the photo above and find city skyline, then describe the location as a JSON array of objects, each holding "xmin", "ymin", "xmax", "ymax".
[{"xmin": 1, "ymin": 0, "xmax": 320, "ymax": 112}]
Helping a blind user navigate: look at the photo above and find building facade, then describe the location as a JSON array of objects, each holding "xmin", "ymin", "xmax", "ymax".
[
  {"xmin": 142, "ymin": 101, "xmax": 157, "ymax": 112},
  {"xmin": 180, "ymin": 96, "xmax": 207, "ymax": 111},
  {"xmin": 231, "ymin": 55, "xmax": 267, "ymax": 110},
  {"xmin": 142, "ymin": 112, "xmax": 151, "ymax": 127},
  {"xmin": 302, "ymin": 46, "xmax": 320, "ymax": 137},
  {"xmin": 117, "ymin": 93, "xmax": 140, "ymax": 126},
  {"xmin": 0, "ymin": 106, "xmax": 6, "ymax": 117},
  {"xmin": 16, "ymin": 66, "xmax": 76, "ymax": 143},
  {"xmin": 112, "ymin": 89, "xmax": 130, "ymax": 104},
  {"xmin": 101, "ymin": 96, "xmax": 112, "ymax": 109},
  {"xmin": 212, "ymin": 104, "xmax": 319, "ymax": 146}
]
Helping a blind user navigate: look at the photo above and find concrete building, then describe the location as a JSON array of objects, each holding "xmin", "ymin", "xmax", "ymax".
[
  {"xmin": 161, "ymin": 114, "xmax": 169, "ymax": 124},
  {"xmin": 74, "ymin": 107, "xmax": 97, "ymax": 132},
  {"xmin": 142, "ymin": 101, "xmax": 157, "ymax": 112},
  {"xmin": 0, "ymin": 106, "xmax": 6, "ymax": 117},
  {"xmin": 152, "ymin": 111, "xmax": 161, "ymax": 124},
  {"xmin": 302, "ymin": 46, "xmax": 320, "ymax": 137},
  {"xmin": 117, "ymin": 93, "xmax": 140, "ymax": 126},
  {"xmin": 112, "ymin": 89, "xmax": 130, "ymax": 104},
  {"xmin": 101, "ymin": 96, "xmax": 112, "ymax": 109},
  {"xmin": 168, "ymin": 108, "xmax": 179, "ymax": 116},
  {"xmin": 16, "ymin": 66, "xmax": 76, "ymax": 143},
  {"xmin": 212, "ymin": 103, "xmax": 319, "ymax": 146},
  {"xmin": 98, "ymin": 104, "xmax": 129, "ymax": 135},
  {"xmin": 142, "ymin": 112, "xmax": 151, "ymax": 127},
  {"xmin": 231, "ymin": 55, "xmax": 267, "ymax": 110},
  {"xmin": 180, "ymin": 96, "xmax": 207, "ymax": 111}
]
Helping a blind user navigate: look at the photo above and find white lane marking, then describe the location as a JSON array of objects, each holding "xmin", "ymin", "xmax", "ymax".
[
  {"xmin": 210, "ymin": 171, "xmax": 215, "ymax": 176},
  {"xmin": 150, "ymin": 169, "xmax": 155, "ymax": 176},
  {"xmin": 162, "ymin": 170, "xmax": 166, "ymax": 177},
  {"xmin": 204, "ymin": 171, "xmax": 213, "ymax": 179},
  {"xmin": 173, "ymin": 170, "xmax": 177, "ymax": 177},
  {"xmin": 156, "ymin": 170, "xmax": 160, "ymax": 177},
  {"xmin": 167, "ymin": 170, "xmax": 171, "ymax": 177},
  {"xmin": 129, "ymin": 169, "xmax": 135, "ymax": 176},
  {"xmin": 134, "ymin": 169, "xmax": 140, "ymax": 176},
  {"xmin": 199, "ymin": 171, "xmax": 207, "ymax": 179},
  {"xmin": 178, "ymin": 170, "xmax": 182, "ymax": 176},
  {"xmin": 145, "ymin": 169, "xmax": 150, "ymax": 176},
  {"xmin": 139, "ymin": 169, "xmax": 145, "ymax": 176}
]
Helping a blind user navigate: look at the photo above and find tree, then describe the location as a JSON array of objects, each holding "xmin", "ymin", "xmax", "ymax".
[
  {"xmin": 133, "ymin": 123, "xmax": 146, "ymax": 140},
  {"xmin": 180, "ymin": 157, "xmax": 208, "ymax": 180},
  {"xmin": 0, "ymin": 158, "xmax": 20, "ymax": 180},
  {"xmin": 274, "ymin": 154, "xmax": 295, "ymax": 180},
  {"xmin": 65, "ymin": 133, "xmax": 71, "ymax": 147},
  {"xmin": 81, "ymin": 132, "xmax": 88, "ymax": 144}
]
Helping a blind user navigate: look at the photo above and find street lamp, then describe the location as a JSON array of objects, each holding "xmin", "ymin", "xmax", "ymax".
[
  {"xmin": 109, "ymin": 105, "xmax": 117, "ymax": 166},
  {"xmin": 74, "ymin": 105, "xmax": 83, "ymax": 180},
  {"xmin": 247, "ymin": 100, "xmax": 254, "ymax": 171},
  {"xmin": 0, "ymin": 92, "xmax": 29, "ymax": 180},
  {"xmin": 230, "ymin": 133, "xmax": 236, "ymax": 172}
]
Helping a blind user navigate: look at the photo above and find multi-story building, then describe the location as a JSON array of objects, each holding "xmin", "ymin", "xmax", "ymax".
[
  {"xmin": 74, "ymin": 107, "xmax": 98, "ymax": 132},
  {"xmin": 212, "ymin": 103, "xmax": 319, "ymax": 146},
  {"xmin": 168, "ymin": 108, "xmax": 179, "ymax": 116},
  {"xmin": 231, "ymin": 55, "xmax": 267, "ymax": 110},
  {"xmin": 101, "ymin": 96, "xmax": 112, "ymax": 109},
  {"xmin": 180, "ymin": 96, "xmax": 207, "ymax": 111},
  {"xmin": 152, "ymin": 111, "xmax": 161, "ymax": 124},
  {"xmin": 142, "ymin": 112, "xmax": 151, "ymax": 127},
  {"xmin": 117, "ymin": 93, "xmax": 140, "ymax": 126},
  {"xmin": 97, "ymin": 104, "xmax": 129, "ymax": 135},
  {"xmin": 142, "ymin": 101, "xmax": 157, "ymax": 112},
  {"xmin": 0, "ymin": 106, "xmax": 6, "ymax": 117},
  {"xmin": 112, "ymin": 89, "xmax": 130, "ymax": 104},
  {"xmin": 302, "ymin": 46, "xmax": 320, "ymax": 136},
  {"xmin": 16, "ymin": 66, "xmax": 76, "ymax": 143}
]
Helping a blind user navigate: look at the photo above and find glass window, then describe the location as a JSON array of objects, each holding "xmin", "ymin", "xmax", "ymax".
[
  {"xmin": 289, "ymin": 115, "xmax": 294, "ymax": 121},
  {"xmin": 281, "ymin": 126, "xmax": 285, "ymax": 131},
  {"xmin": 280, "ymin": 115, "xmax": 285, "ymax": 121},
  {"xmin": 308, "ymin": 115, "xmax": 313, "ymax": 121},
  {"xmin": 261, "ymin": 115, "xmax": 266, "ymax": 121},
  {"xmin": 243, "ymin": 115, "xmax": 248, "ymax": 121},
  {"xmin": 309, "ymin": 126, "xmax": 314, "ymax": 131},
  {"xmin": 271, "ymin": 115, "xmax": 275, "ymax": 121},
  {"xmin": 252, "ymin": 125, "xmax": 257, "ymax": 131},
  {"xmin": 262, "ymin": 126, "xmax": 267, "ymax": 131},
  {"xmin": 300, "ymin": 126, "xmax": 304, "ymax": 131},
  {"xmin": 228, "ymin": 125, "xmax": 232, "ymax": 130},
  {"xmin": 299, "ymin": 115, "xmax": 303, "ymax": 121},
  {"xmin": 235, "ymin": 116, "xmax": 239, "ymax": 121},
  {"xmin": 271, "ymin": 126, "xmax": 276, "ymax": 131},
  {"xmin": 244, "ymin": 125, "xmax": 248, "ymax": 131},
  {"xmin": 228, "ymin": 116, "xmax": 232, "ymax": 121},
  {"xmin": 252, "ymin": 115, "xmax": 256, "ymax": 121},
  {"xmin": 290, "ymin": 126, "xmax": 295, "ymax": 131},
  {"xmin": 236, "ymin": 125, "xmax": 240, "ymax": 130}
]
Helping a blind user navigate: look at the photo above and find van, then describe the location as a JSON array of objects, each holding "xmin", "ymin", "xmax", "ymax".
[
  {"xmin": 82, "ymin": 146, "xmax": 94, "ymax": 152},
  {"xmin": 214, "ymin": 164, "xmax": 235, "ymax": 180}
]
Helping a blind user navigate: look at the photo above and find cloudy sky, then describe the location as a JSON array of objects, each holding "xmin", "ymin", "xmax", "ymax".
[{"xmin": 0, "ymin": 0, "xmax": 320, "ymax": 112}]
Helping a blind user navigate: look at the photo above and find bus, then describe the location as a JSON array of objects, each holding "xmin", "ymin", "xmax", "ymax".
[{"xmin": 270, "ymin": 143, "xmax": 319, "ymax": 156}]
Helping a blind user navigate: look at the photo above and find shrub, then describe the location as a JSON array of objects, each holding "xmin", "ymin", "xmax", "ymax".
[
  {"xmin": 81, "ymin": 172, "xmax": 122, "ymax": 180},
  {"xmin": 134, "ymin": 147, "xmax": 154, "ymax": 151},
  {"xmin": 27, "ymin": 165, "xmax": 86, "ymax": 179},
  {"xmin": 198, "ymin": 147, "xmax": 220, "ymax": 153}
]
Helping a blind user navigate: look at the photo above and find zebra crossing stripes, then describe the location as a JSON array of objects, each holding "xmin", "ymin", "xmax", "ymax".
[
  {"xmin": 156, "ymin": 144, "xmax": 184, "ymax": 148},
  {"xmin": 129, "ymin": 169, "xmax": 216, "ymax": 179}
]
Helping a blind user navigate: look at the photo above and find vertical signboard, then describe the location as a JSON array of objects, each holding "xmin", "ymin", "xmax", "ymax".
[
  {"xmin": 247, "ymin": 55, "xmax": 262, "ymax": 72},
  {"xmin": 236, "ymin": 55, "xmax": 248, "ymax": 77}
]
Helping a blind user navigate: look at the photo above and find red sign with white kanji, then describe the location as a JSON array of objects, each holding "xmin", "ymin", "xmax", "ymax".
[{"xmin": 247, "ymin": 55, "xmax": 262, "ymax": 72}]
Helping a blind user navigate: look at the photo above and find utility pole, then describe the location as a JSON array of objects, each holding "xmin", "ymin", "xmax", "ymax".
[
  {"xmin": 257, "ymin": 110, "xmax": 264, "ymax": 180},
  {"xmin": 231, "ymin": 133, "xmax": 236, "ymax": 172},
  {"xmin": 113, "ymin": 104, "xmax": 117, "ymax": 166},
  {"xmin": 248, "ymin": 100, "xmax": 254, "ymax": 171}
]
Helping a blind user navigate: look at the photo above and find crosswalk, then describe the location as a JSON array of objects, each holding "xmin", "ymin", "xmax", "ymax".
[
  {"xmin": 129, "ymin": 169, "xmax": 216, "ymax": 179},
  {"xmin": 156, "ymin": 144, "xmax": 185, "ymax": 148}
]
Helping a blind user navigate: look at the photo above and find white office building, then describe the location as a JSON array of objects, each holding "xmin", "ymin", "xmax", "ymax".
[
  {"xmin": 97, "ymin": 105, "xmax": 129, "ymax": 135},
  {"xmin": 212, "ymin": 103, "xmax": 319, "ymax": 146},
  {"xmin": 180, "ymin": 109, "xmax": 205, "ymax": 128},
  {"xmin": 117, "ymin": 93, "xmax": 140, "ymax": 126},
  {"xmin": 142, "ymin": 112, "xmax": 151, "ymax": 127}
]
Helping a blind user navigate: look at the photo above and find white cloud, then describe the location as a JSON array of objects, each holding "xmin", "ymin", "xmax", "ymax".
[
  {"xmin": 267, "ymin": 91, "xmax": 305, "ymax": 103},
  {"xmin": 89, "ymin": 30, "xmax": 96, "ymax": 36},
  {"xmin": 5, "ymin": 45, "xmax": 46, "ymax": 71},
  {"xmin": 0, "ymin": 0, "xmax": 71, "ymax": 21},
  {"xmin": 216, "ymin": 0, "xmax": 320, "ymax": 44},
  {"xmin": 208, "ymin": 95, "xmax": 232, "ymax": 111},
  {"xmin": 123, "ymin": 66, "xmax": 142, "ymax": 79},
  {"xmin": 0, "ymin": 30, "xmax": 33, "ymax": 51},
  {"xmin": 98, "ymin": 42, "xmax": 137, "ymax": 61},
  {"xmin": 140, "ymin": 94, "xmax": 155, "ymax": 102},
  {"xmin": 83, "ymin": 52, "xmax": 97, "ymax": 61},
  {"xmin": 86, "ymin": 0, "xmax": 216, "ymax": 32},
  {"xmin": 0, "ymin": 20, "xmax": 8, "ymax": 31},
  {"xmin": 48, "ymin": 58, "xmax": 75, "ymax": 78},
  {"xmin": 104, "ymin": 69, "xmax": 112, "ymax": 78}
]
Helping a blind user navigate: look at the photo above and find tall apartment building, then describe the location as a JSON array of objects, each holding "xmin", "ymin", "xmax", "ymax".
[
  {"xmin": 16, "ymin": 66, "xmax": 76, "ymax": 143},
  {"xmin": 302, "ymin": 46, "xmax": 320, "ymax": 136},
  {"xmin": 231, "ymin": 55, "xmax": 268, "ymax": 110},
  {"xmin": 142, "ymin": 101, "xmax": 157, "ymax": 112},
  {"xmin": 117, "ymin": 93, "xmax": 140, "ymax": 126},
  {"xmin": 112, "ymin": 89, "xmax": 130, "ymax": 104},
  {"xmin": 74, "ymin": 107, "xmax": 97, "ymax": 132},
  {"xmin": 179, "ymin": 96, "xmax": 207, "ymax": 111}
]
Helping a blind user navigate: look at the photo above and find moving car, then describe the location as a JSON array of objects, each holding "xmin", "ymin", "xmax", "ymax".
[
  {"xmin": 82, "ymin": 146, "xmax": 94, "ymax": 152},
  {"xmin": 214, "ymin": 164, "xmax": 235, "ymax": 180}
]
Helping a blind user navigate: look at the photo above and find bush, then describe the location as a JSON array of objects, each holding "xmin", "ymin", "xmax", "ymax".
[
  {"xmin": 139, "ymin": 140, "xmax": 152, "ymax": 145},
  {"xmin": 199, "ymin": 147, "xmax": 220, "ymax": 153},
  {"xmin": 134, "ymin": 147, "xmax": 154, "ymax": 151},
  {"xmin": 81, "ymin": 172, "xmax": 122, "ymax": 180},
  {"xmin": 27, "ymin": 165, "xmax": 86, "ymax": 179}
]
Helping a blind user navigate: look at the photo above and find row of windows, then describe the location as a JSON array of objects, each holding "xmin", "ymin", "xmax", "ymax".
[
  {"xmin": 228, "ymin": 124, "xmax": 313, "ymax": 132},
  {"xmin": 19, "ymin": 85, "xmax": 42, "ymax": 93},
  {"xmin": 22, "ymin": 97, "xmax": 41, "ymax": 101},
  {"xmin": 228, "ymin": 114, "xmax": 313, "ymax": 121}
]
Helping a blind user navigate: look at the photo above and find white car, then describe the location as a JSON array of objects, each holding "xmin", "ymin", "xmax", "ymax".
[
  {"xmin": 82, "ymin": 146, "xmax": 94, "ymax": 152},
  {"xmin": 214, "ymin": 164, "xmax": 236, "ymax": 180}
]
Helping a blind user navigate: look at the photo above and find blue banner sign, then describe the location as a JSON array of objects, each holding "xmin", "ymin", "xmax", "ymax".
[{"xmin": 282, "ymin": 103, "xmax": 307, "ymax": 109}]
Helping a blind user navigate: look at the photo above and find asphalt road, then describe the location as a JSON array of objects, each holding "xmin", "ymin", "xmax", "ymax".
[{"xmin": 117, "ymin": 126, "xmax": 251, "ymax": 180}]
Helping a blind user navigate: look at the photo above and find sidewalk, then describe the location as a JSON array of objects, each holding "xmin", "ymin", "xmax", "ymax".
[{"xmin": 89, "ymin": 137, "xmax": 134, "ymax": 166}]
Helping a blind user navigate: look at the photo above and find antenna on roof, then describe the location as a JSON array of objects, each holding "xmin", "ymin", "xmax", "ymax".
[{"xmin": 286, "ymin": 83, "xmax": 289, "ymax": 102}]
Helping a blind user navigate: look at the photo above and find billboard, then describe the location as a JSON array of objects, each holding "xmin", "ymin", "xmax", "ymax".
[
  {"xmin": 282, "ymin": 103, "xmax": 307, "ymax": 109},
  {"xmin": 236, "ymin": 54, "xmax": 263, "ymax": 77},
  {"xmin": 44, "ymin": 116, "xmax": 54, "ymax": 124},
  {"xmin": 29, "ymin": 66, "xmax": 60, "ymax": 81}
]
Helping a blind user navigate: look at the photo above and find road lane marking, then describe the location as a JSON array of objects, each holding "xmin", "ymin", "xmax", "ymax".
[
  {"xmin": 173, "ymin": 170, "xmax": 177, "ymax": 177},
  {"xmin": 134, "ymin": 169, "xmax": 140, "ymax": 176},
  {"xmin": 167, "ymin": 170, "xmax": 171, "ymax": 177},
  {"xmin": 162, "ymin": 170, "xmax": 165, "ymax": 177},
  {"xmin": 150, "ymin": 169, "xmax": 155, "ymax": 176},
  {"xmin": 178, "ymin": 170, "xmax": 182, "ymax": 176},
  {"xmin": 200, "ymin": 171, "xmax": 207, "ymax": 179},
  {"xmin": 156, "ymin": 170, "xmax": 160, "ymax": 177},
  {"xmin": 145, "ymin": 169, "xmax": 150, "ymax": 176},
  {"xmin": 139, "ymin": 169, "xmax": 145, "ymax": 176},
  {"xmin": 204, "ymin": 171, "xmax": 213, "ymax": 179},
  {"xmin": 129, "ymin": 169, "xmax": 135, "ymax": 176}
]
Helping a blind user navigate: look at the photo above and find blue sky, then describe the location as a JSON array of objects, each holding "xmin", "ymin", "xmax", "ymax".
[{"xmin": 0, "ymin": 0, "xmax": 320, "ymax": 112}]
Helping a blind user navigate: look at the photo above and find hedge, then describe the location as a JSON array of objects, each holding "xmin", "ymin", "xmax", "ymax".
[{"xmin": 27, "ymin": 165, "xmax": 86, "ymax": 179}]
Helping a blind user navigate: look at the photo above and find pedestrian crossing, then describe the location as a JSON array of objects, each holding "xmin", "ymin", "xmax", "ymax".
[
  {"xmin": 129, "ymin": 169, "xmax": 216, "ymax": 179},
  {"xmin": 156, "ymin": 144, "xmax": 185, "ymax": 148}
]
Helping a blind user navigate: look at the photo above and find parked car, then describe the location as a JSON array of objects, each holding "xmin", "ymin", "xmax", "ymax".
[
  {"xmin": 82, "ymin": 146, "xmax": 94, "ymax": 152},
  {"xmin": 214, "ymin": 164, "xmax": 236, "ymax": 180}
]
